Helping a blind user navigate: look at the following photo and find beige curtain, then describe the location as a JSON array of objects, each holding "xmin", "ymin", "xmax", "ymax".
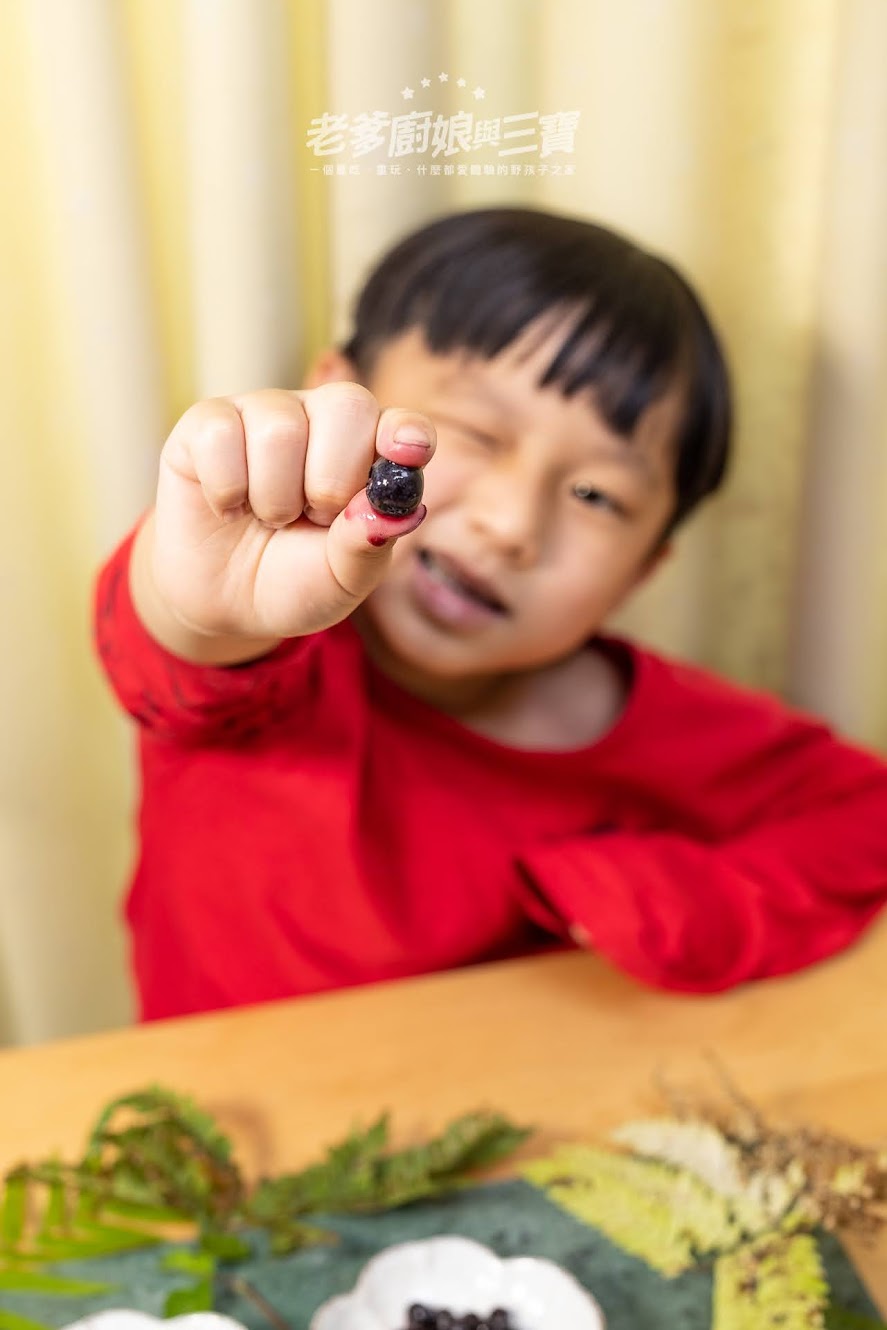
[{"xmin": 1, "ymin": 0, "xmax": 885, "ymax": 1046}]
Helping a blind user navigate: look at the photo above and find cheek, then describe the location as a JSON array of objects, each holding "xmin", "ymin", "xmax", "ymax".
[
  {"xmin": 532, "ymin": 549, "xmax": 639, "ymax": 623},
  {"xmin": 421, "ymin": 447, "xmax": 478, "ymax": 508}
]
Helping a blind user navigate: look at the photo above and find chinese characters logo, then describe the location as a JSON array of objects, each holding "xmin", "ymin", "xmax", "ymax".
[{"xmin": 306, "ymin": 72, "xmax": 580, "ymax": 178}]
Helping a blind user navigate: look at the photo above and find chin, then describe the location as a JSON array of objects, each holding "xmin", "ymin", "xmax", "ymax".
[{"xmin": 356, "ymin": 597, "xmax": 506, "ymax": 682}]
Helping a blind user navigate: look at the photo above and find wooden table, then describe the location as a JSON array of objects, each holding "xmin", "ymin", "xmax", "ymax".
[{"xmin": 1, "ymin": 930, "xmax": 886, "ymax": 1309}]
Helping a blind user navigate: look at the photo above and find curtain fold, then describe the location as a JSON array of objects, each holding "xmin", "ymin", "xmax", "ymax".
[
  {"xmin": 1, "ymin": 0, "xmax": 884, "ymax": 1044},
  {"xmin": 787, "ymin": 0, "xmax": 887, "ymax": 745}
]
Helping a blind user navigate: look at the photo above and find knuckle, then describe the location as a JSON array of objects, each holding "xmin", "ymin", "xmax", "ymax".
[
  {"xmin": 195, "ymin": 411, "xmax": 242, "ymax": 458},
  {"xmin": 167, "ymin": 399, "xmax": 228, "ymax": 450},
  {"xmin": 247, "ymin": 413, "xmax": 306, "ymax": 454},
  {"xmin": 324, "ymin": 381, "xmax": 378, "ymax": 418},
  {"xmin": 306, "ymin": 479, "xmax": 352, "ymax": 514},
  {"xmin": 211, "ymin": 485, "xmax": 248, "ymax": 512},
  {"xmin": 249, "ymin": 486, "xmax": 301, "ymax": 522}
]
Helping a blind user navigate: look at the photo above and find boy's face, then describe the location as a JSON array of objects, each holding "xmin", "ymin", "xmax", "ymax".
[{"xmin": 310, "ymin": 318, "xmax": 681, "ymax": 709}]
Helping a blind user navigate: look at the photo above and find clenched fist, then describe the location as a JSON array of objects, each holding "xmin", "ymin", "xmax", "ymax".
[{"xmin": 130, "ymin": 385, "xmax": 435, "ymax": 665}]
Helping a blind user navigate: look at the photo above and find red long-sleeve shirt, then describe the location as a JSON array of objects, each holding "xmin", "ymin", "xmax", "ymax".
[{"xmin": 95, "ymin": 525, "xmax": 887, "ymax": 1020}]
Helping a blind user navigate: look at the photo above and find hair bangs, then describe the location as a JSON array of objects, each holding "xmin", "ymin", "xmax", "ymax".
[
  {"xmin": 536, "ymin": 298, "xmax": 686, "ymax": 437},
  {"xmin": 340, "ymin": 208, "xmax": 731, "ymax": 535}
]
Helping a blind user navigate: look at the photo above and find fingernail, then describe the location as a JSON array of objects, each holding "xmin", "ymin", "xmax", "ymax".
[{"xmin": 393, "ymin": 427, "xmax": 433, "ymax": 449}]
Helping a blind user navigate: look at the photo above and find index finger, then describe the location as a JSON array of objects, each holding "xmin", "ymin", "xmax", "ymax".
[{"xmin": 294, "ymin": 384, "xmax": 436, "ymax": 527}]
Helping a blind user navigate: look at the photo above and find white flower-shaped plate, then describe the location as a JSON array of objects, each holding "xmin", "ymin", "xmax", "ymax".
[
  {"xmin": 62, "ymin": 1315, "xmax": 244, "ymax": 1330},
  {"xmin": 310, "ymin": 1236, "xmax": 606, "ymax": 1329}
]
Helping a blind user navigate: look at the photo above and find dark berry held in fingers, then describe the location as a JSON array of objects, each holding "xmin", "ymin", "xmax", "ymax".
[{"xmin": 366, "ymin": 457, "xmax": 424, "ymax": 516}]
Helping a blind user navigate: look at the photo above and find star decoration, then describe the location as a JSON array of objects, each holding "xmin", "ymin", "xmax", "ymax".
[
  {"xmin": 421, "ymin": 77, "xmax": 431, "ymax": 88},
  {"xmin": 438, "ymin": 72, "xmax": 448, "ymax": 82},
  {"xmin": 473, "ymin": 86, "xmax": 485, "ymax": 99},
  {"xmin": 457, "ymin": 77, "xmax": 466, "ymax": 87},
  {"xmin": 401, "ymin": 86, "xmax": 414, "ymax": 99}
]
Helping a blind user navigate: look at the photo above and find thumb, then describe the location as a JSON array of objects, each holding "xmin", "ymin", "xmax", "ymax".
[{"xmin": 324, "ymin": 487, "xmax": 427, "ymax": 603}]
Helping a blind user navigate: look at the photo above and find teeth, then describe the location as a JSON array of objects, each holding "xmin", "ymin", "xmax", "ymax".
[{"xmin": 422, "ymin": 551, "xmax": 498, "ymax": 609}]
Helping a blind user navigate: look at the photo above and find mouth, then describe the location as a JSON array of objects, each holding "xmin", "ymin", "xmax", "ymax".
[{"xmin": 416, "ymin": 548, "xmax": 510, "ymax": 616}]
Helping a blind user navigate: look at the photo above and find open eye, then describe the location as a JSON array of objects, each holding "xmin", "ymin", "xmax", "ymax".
[{"xmin": 573, "ymin": 482, "xmax": 624, "ymax": 515}]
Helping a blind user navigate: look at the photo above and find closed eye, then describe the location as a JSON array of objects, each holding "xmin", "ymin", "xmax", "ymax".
[
  {"xmin": 573, "ymin": 483, "xmax": 625, "ymax": 515},
  {"xmin": 434, "ymin": 414, "xmax": 499, "ymax": 448}
]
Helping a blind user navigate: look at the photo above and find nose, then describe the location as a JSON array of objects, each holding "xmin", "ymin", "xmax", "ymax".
[{"xmin": 464, "ymin": 456, "xmax": 546, "ymax": 568}]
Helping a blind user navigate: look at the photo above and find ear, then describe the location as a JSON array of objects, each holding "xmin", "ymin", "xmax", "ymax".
[{"xmin": 302, "ymin": 346, "xmax": 362, "ymax": 389}]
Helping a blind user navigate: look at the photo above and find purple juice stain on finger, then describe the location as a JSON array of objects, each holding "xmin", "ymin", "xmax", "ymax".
[{"xmin": 366, "ymin": 457, "xmax": 424, "ymax": 517}]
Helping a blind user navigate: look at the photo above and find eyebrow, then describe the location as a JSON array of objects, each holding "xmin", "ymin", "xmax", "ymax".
[
  {"xmin": 593, "ymin": 440, "xmax": 656, "ymax": 484},
  {"xmin": 436, "ymin": 366, "xmax": 513, "ymax": 414},
  {"xmin": 435, "ymin": 366, "xmax": 661, "ymax": 488}
]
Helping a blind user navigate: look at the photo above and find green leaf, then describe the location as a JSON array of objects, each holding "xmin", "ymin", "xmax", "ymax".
[
  {"xmin": 267, "ymin": 1220, "xmax": 337, "ymax": 1255},
  {"xmin": 525, "ymin": 1144, "xmax": 740, "ymax": 1276},
  {"xmin": 27, "ymin": 1223, "xmax": 160, "ymax": 1261},
  {"xmin": 713, "ymin": 1233, "xmax": 828, "ymax": 1329},
  {"xmin": 164, "ymin": 1278, "xmax": 214, "ymax": 1316},
  {"xmin": 248, "ymin": 1110, "xmax": 529, "ymax": 1225},
  {"xmin": 3, "ymin": 1089, "xmax": 527, "ymax": 1281},
  {"xmin": 97, "ymin": 1198, "xmax": 191, "ymax": 1225},
  {"xmin": 422, "ymin": 1112, "xmax": 531, "ymax": 1176},
  {"xmin": 0, "ymin": 1314, "xmax": 56, "ymax": 1330},
  {"xmin": 611, "ymin": 1118, "xmax": 797, "ymax": 1236},
  {"xmin": 0, "ymin": 1269, "xmax": 115, "ymax": 1295},
  {"xmin": 198, "ymin": 1231, "xmax": 252, "ymax": 1262},
  {"xmin": 37, "ymin": 1177, "xmax": 67, "ymax": 1239},
  {"xmin": 1, "ymin": 1172, "xmax": 27, "ymax": 1246},
  {"xmin": 825, "ymin": 1309, "xmax": 887, "ymax": 1330},
  {"xmin": 162, "ymin": 1249, "xmax": 217, "ymax": 1277},
  {"xmin": 87, "ymin": 1087, "xmax": 233, "ymax": 1166}
]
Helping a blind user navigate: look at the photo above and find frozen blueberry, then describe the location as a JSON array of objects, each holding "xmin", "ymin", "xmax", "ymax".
[
  {"xmin": 407, "ymin": 1306, "xmax": 435, "ymax": 1328},
  {"xmin": 366, "ymin": 457, "xmax": 424, "ymax": 517},
  {"xmin": 488, "ymin": 1313, "xmax": 511, "ymax": 1330}
]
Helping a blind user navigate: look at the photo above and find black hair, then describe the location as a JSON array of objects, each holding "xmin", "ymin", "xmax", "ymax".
[{"xmin": 341, "ymin": 207, "xmax": 731, "ymax": 538}]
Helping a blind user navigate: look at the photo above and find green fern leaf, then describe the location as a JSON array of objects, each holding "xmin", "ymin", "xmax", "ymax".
[
  {"xmin": 250, "ymin": 1110, "xmax": 530, "ymax": 1220},
  {"xmin": 0, "ymin": 1312, "xmax": 56, "ymax": 1330},
  {"xmin": 713, "ymin": 1232, "xmax": 828, "ymax": 1329},
  {"xmin": 0, "ymin": 1172, "xmax": 27, "ymax": 1246},
  {"xmin": 612, "ymin": 1118, "xmax": 801, "ymax": 1235},
  {"xmin": 0, "ymin": 1269, "xmax": 114, "ymax": 1295},
  {"xmin": 525, "ymin": 1144, "xmax": 740, "ymax": 1276},
  {"xmin": 36, "ymin": 1177, "xmax": 67, "ymax": 1240},
  {"xmin": 87, "ymin": 1087, "xmax": 232, "ymax": 1166}
]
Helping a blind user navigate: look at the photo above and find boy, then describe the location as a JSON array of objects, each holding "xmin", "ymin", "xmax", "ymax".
[{"xmin": 95, "ymin": 207, "xmax": 887, "ymax": 1021}]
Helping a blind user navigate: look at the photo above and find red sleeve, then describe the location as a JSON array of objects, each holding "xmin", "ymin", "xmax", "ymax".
[
  {"xmin": 93, "ymin": 519, "xmax": 318, "ymax": 745},
  {"xmin": 516, "ymin": 670, "xmax": 887, "ymax": 992}
]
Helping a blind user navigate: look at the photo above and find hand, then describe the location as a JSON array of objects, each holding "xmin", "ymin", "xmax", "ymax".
[{"xmin": 143, "ymin": 384, "xmax": 434, "ymax": 646}]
